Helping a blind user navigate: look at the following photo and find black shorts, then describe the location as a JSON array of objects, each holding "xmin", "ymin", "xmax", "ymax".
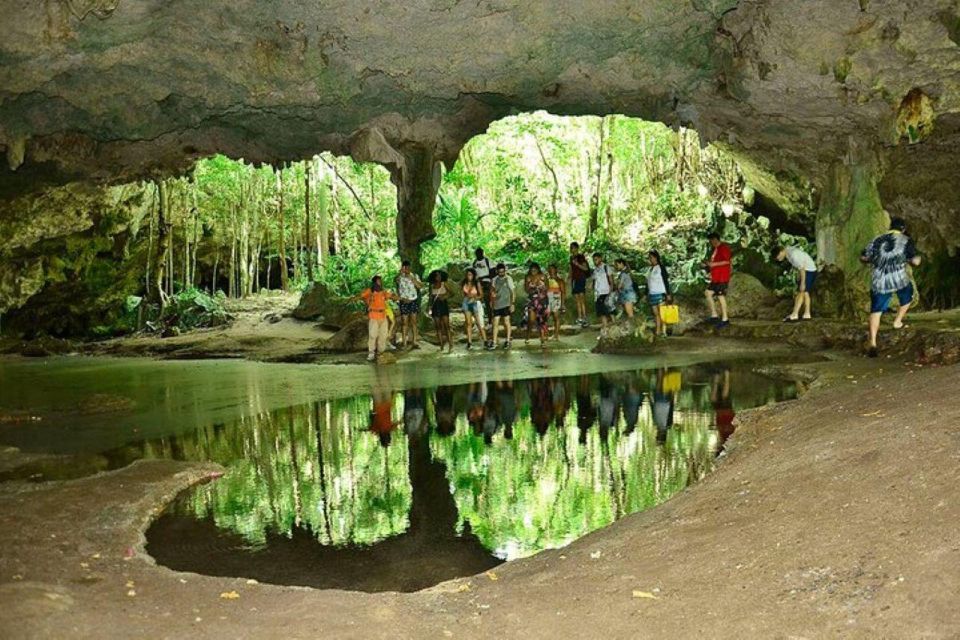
[
  {"xmin": 431, "ymin": 300, "xmax": 450, "ymax": 318},
  {"xmin": 493, "ymin": 307, "xmax": 511, "ymax": 318},
  {"xmin": 400, "ymin": 299, "xmax": 420, "ymax": 316},
  {"xmin": 707, "ymin": 282, "xmax": 728, "ymax": 296},
  {"xmin": 572, "ymin": 279, "xmax": 587, "ymax": 295},
  {"xmin": 595, "ymin": 295, "xmax": 614, "ymax": 317}
]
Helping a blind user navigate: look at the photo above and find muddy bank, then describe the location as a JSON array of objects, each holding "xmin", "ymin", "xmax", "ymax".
[{"xmin": 1, "ymin": 357, "xmax": 958, "ymax": 638}]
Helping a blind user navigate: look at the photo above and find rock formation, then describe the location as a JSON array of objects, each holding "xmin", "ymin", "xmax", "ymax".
[{"xmin": 1, "ymin": 0, "xmax": 958, "ymax": 309}]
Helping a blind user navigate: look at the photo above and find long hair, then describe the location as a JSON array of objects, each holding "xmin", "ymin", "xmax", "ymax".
[
  {"xmin": 648, "ymin": 250, "xmax": 671, "ymax": 295},
  {"xmin": 462, "ymin": 268, "xmax": 478, "ymax": 287}
]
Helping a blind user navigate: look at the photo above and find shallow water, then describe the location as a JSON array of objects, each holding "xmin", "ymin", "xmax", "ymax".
[
  {"xmin": 0, "ymin": 356, "xmax": 797, "ymax": 592},
  {"xmin": 146, "ymin": 364, "xmax": 793, "ymax": 592}
]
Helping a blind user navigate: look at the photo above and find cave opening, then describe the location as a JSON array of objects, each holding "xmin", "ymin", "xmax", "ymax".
[{"xmin": 1, "ymin": 112, "xmax": 819, "ymax": 341}]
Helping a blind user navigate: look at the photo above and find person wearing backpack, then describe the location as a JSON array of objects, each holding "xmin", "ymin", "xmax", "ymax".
[
  {"xmin": 353, "ymin": 275, "xmax": 399, "ymax": 362},
  {"xmin": 473, "ymin": 247, "xmax": 495, "ymax": 327},
  {"xmin": 591, "ymin": 253, "xmax": 616, "ymax": 332}
]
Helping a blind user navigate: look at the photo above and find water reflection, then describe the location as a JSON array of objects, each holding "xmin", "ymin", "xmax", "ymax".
[{"xmin": 141, "ymin": 364, "xmax": 793, "ymax": 591}]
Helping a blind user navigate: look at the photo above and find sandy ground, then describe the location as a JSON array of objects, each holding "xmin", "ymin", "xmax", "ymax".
[
  {"xmin": 90, "ymin": 293, "xmax": 336, "ymax": 361},
  {"xmin": 0, "ymin": 351, "xmax": 958, "ymax": 638}
]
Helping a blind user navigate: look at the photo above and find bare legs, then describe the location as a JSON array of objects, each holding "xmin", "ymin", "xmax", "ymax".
[
  {"xmin": 464, "ymin": 306, "xmax": 487, "ymax": 347},
  {"xmin": 705, "ymin": 290, "xmax": 728, "ymax": 322},
  {"xmin": 492, "ymin": 314, "xmax": 512, "ymax": 346},
  {"xmin": 400, "ymin": 314, "xmax": 419, "ymax": 348},
  {"xmin": 434, "ymin": 317, "xmax": 453, "ymax": 352},
  {"xmin": 574, "ymin": 293, "xmax": 587, "ymax": 324},
  {"xmin": 652, "ymin": 304, "xmax": 665, "ymax": 337}
]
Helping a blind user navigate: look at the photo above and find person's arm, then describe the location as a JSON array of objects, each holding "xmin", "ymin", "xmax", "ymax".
[
  {"xmin": 707, "ymin": 246, "xmax": 731, "ymax": 268},
  {"xmin": 906, "ymin": 238, "xmax": 921, "ymax": 266},
  {"xmin": 860, "ymin": 239, "xmax": 875, "ymax": 264}
]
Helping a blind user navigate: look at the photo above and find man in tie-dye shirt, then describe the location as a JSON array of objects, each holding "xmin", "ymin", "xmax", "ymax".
[{"xmin": 860, "ymin": 218, "xmax": 921, "ymax": 357}]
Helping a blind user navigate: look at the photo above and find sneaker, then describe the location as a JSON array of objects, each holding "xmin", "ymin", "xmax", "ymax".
[
  {"xmin": 485, "ymin": 342, "xmax": 496, "ymax": 351},
  {"xmin": 366, "ymin": 353, "xmax": 376, "ymax": 362},
  {"xmin": 867, "ymin": 346, "xmax": 879, "ymax": 358},
  {"xmin": 707, "ymin": 317, "xmax": 720, "ymax": 326},
  {"xmin": 466, "ymin": 342, "xmax": 473, "ymax": 350},
  {"xmin": 387, "ymin": 343, "xmax": 398, "ymax": 352},
  {"xmin": 716, "ymin": 320, "xmax": 730, "ymax": 328},
  {"xmin": 503, "ymin": 341, "xmax": 512, "ymax": 349}
]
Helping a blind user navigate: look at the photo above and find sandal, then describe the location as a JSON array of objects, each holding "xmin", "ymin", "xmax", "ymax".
[{"xmin": 782, "ymin": 316, "xmax": 800, "ymax": 323}]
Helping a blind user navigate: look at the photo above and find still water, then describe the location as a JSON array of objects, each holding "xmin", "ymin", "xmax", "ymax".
[
  {"xmin": 0, "ymin": 358, "xmax": 796, "ymax": 592},
  {"xmin": 144, "ymin": 364, "xmax": 794, "ymax": 592}
]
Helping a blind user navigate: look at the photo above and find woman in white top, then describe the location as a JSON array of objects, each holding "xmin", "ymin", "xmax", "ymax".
[{"xmin": 647, "ymin": 250, "xmax": 672, "ymax": 337}]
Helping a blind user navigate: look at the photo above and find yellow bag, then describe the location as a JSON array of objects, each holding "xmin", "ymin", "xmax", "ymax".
[
  {"xmin": 661, "ymin": 371, "xmax": 682, "ymax": 394},
  {"xmin": 660, "ymin": 304, "xmax": 680, "ymax": 325}
]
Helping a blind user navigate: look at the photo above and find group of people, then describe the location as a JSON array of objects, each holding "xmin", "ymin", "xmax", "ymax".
[
  {"xmin": 356, "ymin": 217, "xmax": 922, "ymax": 361},
  {"xmin": 367, "ymin": 368, "xmax": 735, "ymax": 455},
  {"xmin": 356, "ymin": 244, "xmax": 682, "ymax": 361}
]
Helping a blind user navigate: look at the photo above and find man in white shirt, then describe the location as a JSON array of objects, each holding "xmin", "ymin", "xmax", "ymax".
[
  {"xmin": 772, "ymin": 245, "xmax": 818, "ymax": 322},
  {"xmin": 590, "ymin": 253, "xmax": 616, "ymax": 330},
  {"xmin": 473, "ymin": 247, "xmax": 495, "ymax": 326}
]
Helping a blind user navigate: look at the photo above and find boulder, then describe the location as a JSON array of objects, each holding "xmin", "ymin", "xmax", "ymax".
[
  {"xmin": 725, "ymin": 272, "xmax": 780, "ymax": 320},
  {"xmin": 293, "ymin": 283, "xmax": 359, "ymax": 329},
  {"xmin": 322, "ymin": 318, "xmax": 370, "ymax": 353}
]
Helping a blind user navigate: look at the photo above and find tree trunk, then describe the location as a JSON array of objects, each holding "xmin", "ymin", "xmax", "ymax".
[
  {"xmin": 316, "ymin": 159, "xmax": 330, "ymax": 266},
  {"xmin": 533, "ymin": 133, "xmax": 560, "ymax": 222},
  {"xmin": 152, "ymin": 180, "xmax": 171, "ymax": 306},
  {"xmin": 276, "ymin": 168, "xmax": 289, "ymax": 291},
  {"xmin": 588, "ymin": 117, "xmax": 607, "ymax": 239},
  {"xmin": 304, "ymin": 164, "xmax": 314, "ymax": 281}
]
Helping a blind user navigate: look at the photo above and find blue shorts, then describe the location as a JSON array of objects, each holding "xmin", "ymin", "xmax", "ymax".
[
  {"xmin": 620, "ymin": 290, "xmax": 638, "ymax": 305},
  {"xmin": 648, "ymin": 293, "xmax": 666, "ymax": 306},
  {"xmin": 801, "ymin": 270, "xmax": 818, "ymax": 292},
  {"xmin": 572, "ymin": 279, "xmax": 586, "ymax": 295},
  {"xmin": 870, "ymin": 284, "xmax": 913, "ymax": 314}
]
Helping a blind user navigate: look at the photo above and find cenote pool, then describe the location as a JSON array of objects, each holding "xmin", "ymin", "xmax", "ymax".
[{"xmin": 0, "ymin": 357, "xmax": 798, "ymax": 592}]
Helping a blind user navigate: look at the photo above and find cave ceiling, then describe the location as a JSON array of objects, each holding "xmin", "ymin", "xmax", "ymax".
[{"xmin": 1, "ymin": 0, "xmax": 958, "ymax": 230}]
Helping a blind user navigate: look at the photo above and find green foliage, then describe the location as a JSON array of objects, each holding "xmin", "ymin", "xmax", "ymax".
[{"xmin": 160, "ymin": 288, "xmax": 231, "ymax": 331}]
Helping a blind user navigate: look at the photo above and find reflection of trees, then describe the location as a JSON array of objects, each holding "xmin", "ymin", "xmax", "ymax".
[
  {"xmin": 144, "ymin": 397, "xmax": 412, "ymax": 548},
  {"xmin": 138, "ymin": 368, "xmax": 794, "ymax": 560}
]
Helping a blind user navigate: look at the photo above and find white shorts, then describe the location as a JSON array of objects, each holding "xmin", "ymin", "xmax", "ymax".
[{"xmin": 547, "ymin": 292, "xmax": 562, "ymax": 313}]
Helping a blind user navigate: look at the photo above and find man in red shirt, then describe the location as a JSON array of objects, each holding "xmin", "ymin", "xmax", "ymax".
[{"xmin": 703, "ymin": 232, "xmax": 732, "ymax": 327}]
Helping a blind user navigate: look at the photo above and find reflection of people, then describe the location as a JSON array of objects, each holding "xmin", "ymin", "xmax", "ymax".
[
  {"xmin": 622, "ymin": 381, "xmax": 643, "ymax": 435},
  {"xmin": 598, "ymin": 376, "xmax": 619, "ymax": 442},
  {"xmin": 652, "ymin": 369, "xmax": 676, "ymax": 445},
  {"xmin": 576, "ymin": 375, "xmax": 597, "ymax": 445},
  {"xmin": 551, "ymin": 378, "xmax": 570, "ymax": 429},
  {"xmin": 433, "ymin": 385, "xmax": 456, "ymax": 437},
  {"xmin": 370, "ymin": 387, "xmax": 401, "ymax": 447},
  {"xmin": 711, "ymin": 368, "xmax": 736, "ymax": 455},
  {"xmin": 495, "ymin": 380, "xmax": 517, "ymax": 440},
  {"xmin": 403, "ymin": 389, "xmax": 427, "ymax": 438},
  {"xmin": 530, "ymin": 378, "xmax": 553, "ymax": 436},
  {"xmin": 467, "ymin": 381, "xmax": 488, "ymax": 436}
]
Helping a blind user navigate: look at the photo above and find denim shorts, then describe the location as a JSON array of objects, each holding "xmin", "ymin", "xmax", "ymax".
[
  {"xmin": 648, "ymin": 293, "xmax": 666, "ymax": 306},
  {"xmin": 802, "ymin": 270, "xmax": 818, "ymax": 292},
  {"xmin": 870, "ymin": 284, "xmax": 913, "ymax": 314},
  {"xmin": 619, "ymin": 289, "xmax": 638, "ymax": 305}
]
